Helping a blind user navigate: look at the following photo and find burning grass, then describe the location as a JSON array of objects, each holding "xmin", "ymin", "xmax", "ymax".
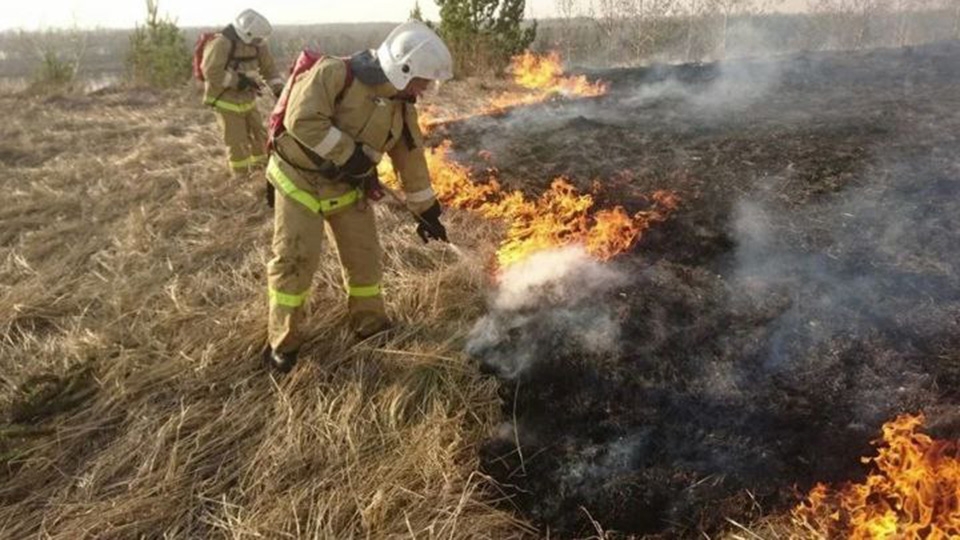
[
  {"xmin": 420, "ymin": 51, "xmax": 607, "ymax": 132},
  {"xmin": 409, "ymin": 142, "xmax": 679, "ymax": 269},
  {"xmin": 410, "ymin": 53, "xmax": 676, "ymax": 271},
  {"xmin": 488, "ymin": 51, "xmax": 609, "ymax": 111},
  {"xmin": 794, "ymin": 413, "xmax": 960, "ymax": 539}
]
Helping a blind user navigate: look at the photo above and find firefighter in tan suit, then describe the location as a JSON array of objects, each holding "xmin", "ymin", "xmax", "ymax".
[
  {"xmin": 263, "ymin": 21, "xmax": 453, "ymax": 372},
  {"xmin": 201, "ymin": 9, "xmax": 284, "ymax": 175}
]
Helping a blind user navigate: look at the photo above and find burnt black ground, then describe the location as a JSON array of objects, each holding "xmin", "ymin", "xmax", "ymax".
[{"xmin": 435, "ymin": 42, "xmax": 960, "ymax": 537}]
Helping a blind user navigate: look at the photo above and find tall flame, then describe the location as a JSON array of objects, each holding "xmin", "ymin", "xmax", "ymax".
[
  {"xmin": 490, "ymin": 51, "xmax": 609, "ymax": 111},
  {"xmin": 793, "ymin": 413, "xmax": 960, "ymax": 539}
]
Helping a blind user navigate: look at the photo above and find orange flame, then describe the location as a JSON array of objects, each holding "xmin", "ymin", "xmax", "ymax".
[
  {"xmin": 793, "ymin": 413, "xmax": 960, "ymax": 539},
  {"xmin": 419, "ymin": 51, "xmax": 609, "ymax": 132},
  {"xmin": 490, "ymin": 51, "xmax": 609, "ymax": 111},
  {"xmin": 509, "ymin": 51, "xmax": 608, "ymax": 96},
  {"xmin": 419, "ymin": 142, "xmax": 678, "ymax": 269}
]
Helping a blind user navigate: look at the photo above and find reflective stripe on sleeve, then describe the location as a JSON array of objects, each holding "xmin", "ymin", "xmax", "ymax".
[
  {"xmin": 314, "ymin": 128, "xmax": 343, "ymax": 157},
  {"xmin": 405, "ymin": 187, "xmax": 436, "ymax": 203}
]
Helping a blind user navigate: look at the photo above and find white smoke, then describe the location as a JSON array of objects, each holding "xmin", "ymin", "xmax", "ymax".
[
  {"xmin": 617, "ymin": 58, "xmax": 783, "ymax": 113},
  {"xmin": 619, "ymin": 23, "xmax": 785, "ymax": 113},
  {"xmin": 493, "ymin": 247, "xmax": 624, "ymax": 310},
  {"xmin": 466, "ymin": 247, "xmax": 628, "ymax": 378},
  {"xmin": 695, "ymin": 58, "xmax": 783, "ymax": 111}
]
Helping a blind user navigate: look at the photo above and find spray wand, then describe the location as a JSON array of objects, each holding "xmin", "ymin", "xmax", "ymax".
[{"xmin": 370, "ymin": 182, "xmax": 464, "ymax": 257}]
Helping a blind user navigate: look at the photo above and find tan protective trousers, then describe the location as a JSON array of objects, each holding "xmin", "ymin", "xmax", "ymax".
[
  {"xmin": 267, "ymin": 192, "xmax": 388, "ymax": 353},
  {"xmin": 216, "ymin": 109, "xmax": 268, "ymax": 175}
]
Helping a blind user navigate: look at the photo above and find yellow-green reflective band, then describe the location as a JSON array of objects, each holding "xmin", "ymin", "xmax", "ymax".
[
  {"xmin": 269, "ymin": 287, "xmax": 308, "ymax": 307},
  {"xmin": 320, "ymin": 190, "xmax": 360, "ymax": 213},
  {"xmin": 267, "ymin": 157, "xmax": 360, "ymax": 214},
  {"xmin": 205, "ymin": 97, "xmax": 256, "ymax": 113},
  {"xmin": 268, "ymin": 158, "xmax": 320, "ymax": 212},
  {"xmin": 250, "ymin": 154, "xmax": 267, "ymax": 164},
  {"xmin": 348, "ymin": 283, "xmax": 381, "ymax": 298},
  {"xmin": 230, "ymin": 156, "xmax": 254, "ymax": 169}
]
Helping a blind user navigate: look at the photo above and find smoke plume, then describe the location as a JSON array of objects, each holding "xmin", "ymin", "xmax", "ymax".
[{"xmin": 466, "ymin": 247, "xmax": 627, "ymax": 378}]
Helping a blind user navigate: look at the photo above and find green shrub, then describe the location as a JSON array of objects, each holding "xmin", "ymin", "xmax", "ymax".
[
  {"xmin": 126, "ymin": 0, "xmax": 191, "ymax": 88},
  {"xmin": 435, "ymin": 0, "xmax": 537, "ymax": 77},
  {"xmin": 31, "ymin": 50, "xmax": 76, "ymax": 89}
]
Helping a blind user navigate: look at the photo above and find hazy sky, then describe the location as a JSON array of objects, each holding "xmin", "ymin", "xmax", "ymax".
[
  {"xmin": 4, "ymin": 0, "xmax": 559, "ymax": 30},
  {"xmin": 3, "ymin": 0, "xmax": 811, "ymax": 31}
]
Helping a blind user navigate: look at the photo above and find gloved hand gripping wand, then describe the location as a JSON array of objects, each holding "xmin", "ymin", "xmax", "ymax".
[{"xmin": 376, "ymin": 184, "xmax": 464, "ymax": 256}]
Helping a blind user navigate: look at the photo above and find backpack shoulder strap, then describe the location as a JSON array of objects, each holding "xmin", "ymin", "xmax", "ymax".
[
  {"xmin": 335, "ymin": 57, "xmax": 354, "ymax": 105},
  {"xmin": 225, "ymin": 36, "xmax": 238, "ymax": 70}
]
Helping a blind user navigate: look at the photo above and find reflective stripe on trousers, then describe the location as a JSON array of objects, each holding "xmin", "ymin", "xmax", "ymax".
[
  {"xmin": 268, "ymin": 283, "xmax": 379, "ymax": 308},
  {"xmin": 348, "ymin": 283, "xmax": 381, "ymax": 298},
  {"xmin": 205, "ymin": 97, "xmax": 256, "ymax": 113},
  {"xmin": 230, "ymin": 155, "xmax": 267, "ymax": 170},
  {"xmin": 269, "ymin": 287, "xmax": 309, "ymax": 307}
]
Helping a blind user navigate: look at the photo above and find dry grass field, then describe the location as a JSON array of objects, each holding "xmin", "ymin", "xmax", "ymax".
[
  {"xmin": 2, "ymin": 33, "xmax": 960, "ymax": 538},
  {"xmin": 0, "ymin": 83, "xmax": 537, "ymax": 538}
]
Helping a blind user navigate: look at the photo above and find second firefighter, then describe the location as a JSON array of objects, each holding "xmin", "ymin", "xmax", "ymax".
[{"xmin": 199, "ymin": 9, "xmax": 284, "ymax": 176}]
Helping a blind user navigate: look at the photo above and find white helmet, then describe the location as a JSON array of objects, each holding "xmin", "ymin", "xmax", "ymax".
[
  {"xmin": 233, "ymin": 9, "xmax": 272, "ymax": 44},
  {"xmin": 377, "ymin": 20, "xmax": 453, "ymax": 91}
]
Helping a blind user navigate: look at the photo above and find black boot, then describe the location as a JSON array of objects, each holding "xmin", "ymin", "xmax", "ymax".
[{"xmin": 262, "ymin": 347, "xmax": 298, "ymax": 373}]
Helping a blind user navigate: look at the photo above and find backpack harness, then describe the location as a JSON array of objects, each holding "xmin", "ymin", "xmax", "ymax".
[
  {"xmin": 267, "ymin": 51, "xmax": 354, "ymax": 177},
  {"xmin": 193, "ymin": 27, "xmax": 261, "ymax": 104}
]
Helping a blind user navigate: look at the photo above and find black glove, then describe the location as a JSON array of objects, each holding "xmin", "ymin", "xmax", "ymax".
[
  {"xmin": 416, "ymin": 201, "xmax": 448, "ymax": 243},
  {"xmin": 237, "ymin": 73, "xmax": 256, "ymax": 91},
  {"xmin": 339, "ymin": 144, "xmax": 377, "ymax": 187},
  {"xmin": 237, "ymin": 73, "xmax": 258, "ymax": 91}
]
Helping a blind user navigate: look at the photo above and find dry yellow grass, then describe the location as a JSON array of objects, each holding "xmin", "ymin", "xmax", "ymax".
[{"xmin": 0, "ymin": 84, "xmax": 533, "ymax": 538}]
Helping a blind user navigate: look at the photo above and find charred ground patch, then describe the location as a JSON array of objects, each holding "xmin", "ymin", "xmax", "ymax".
[{"xmin": 453, "ymin": 42, "xmax": 960, "ymax": 537}]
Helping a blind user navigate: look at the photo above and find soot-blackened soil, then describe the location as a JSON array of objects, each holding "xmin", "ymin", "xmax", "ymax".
[{"xmin": 440, "ymin": 42, "xmax": 960, "ymax": 537}]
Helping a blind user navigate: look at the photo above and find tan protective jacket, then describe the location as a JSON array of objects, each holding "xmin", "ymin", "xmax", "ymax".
[
  {"xmin": 201, "ymin": 33, "xmax": 282, "ymax": 113},
  {"xmin": 269, "ymin": 56, "xmax": 436, "ymax": 215}
]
